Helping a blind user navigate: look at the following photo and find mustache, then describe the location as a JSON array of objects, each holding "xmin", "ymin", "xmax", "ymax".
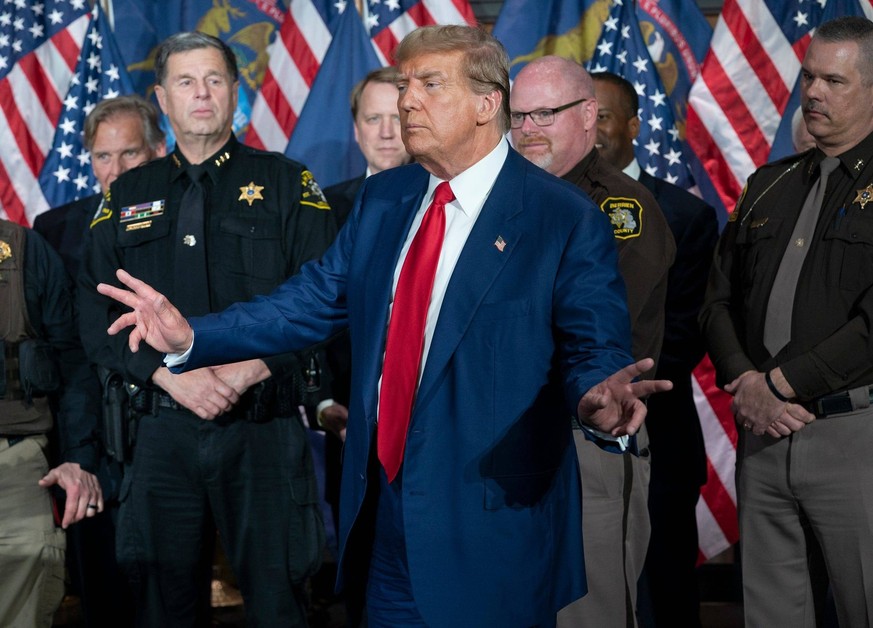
[
  {"xmin": 803, "ymin": 102, "xmax": 828, "ymax": 117},
  {"xmin": 515, "ymin": 135, "xmax": 552, "ymax": 149}
]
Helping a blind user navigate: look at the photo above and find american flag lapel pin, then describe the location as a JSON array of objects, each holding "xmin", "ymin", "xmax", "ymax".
[{"xmin": 494, "ymin": 236, "xmax": 506, "ymax": 252}]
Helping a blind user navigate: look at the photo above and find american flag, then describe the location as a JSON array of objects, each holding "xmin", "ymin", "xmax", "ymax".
[
  {"xmin": 588, "ymin": 0, "xmax": 735, "ymax": 565},
  {"xmin": 0, "ymin": 0, "xmax": 89, "ymax": 226},
  {"xmin": 37, "ymin": 2, "xmax": 134, "ymax": 211},
  {"xmin": 245, "ymin": 0, "xmax": 475, "ymax": 153},
  {"xmin": 587, "ymin": 0, "xmax": 694, "ymax": 188},
  {"xmin": 686, "ymin": 0, "xmax": 873, "ymax": 217},
  {"xmin": 685, "ymin": 0, "xmax": 873, "ymax": 562}
]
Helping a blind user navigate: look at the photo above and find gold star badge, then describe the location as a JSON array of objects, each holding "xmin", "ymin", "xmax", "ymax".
[
  {"xmin": 854, "ymin": 184, "xmax": 873, "ymax": 209},
  {"xmin": 239, "ymin": 182, "xmax": 264, "ymax": 206}
]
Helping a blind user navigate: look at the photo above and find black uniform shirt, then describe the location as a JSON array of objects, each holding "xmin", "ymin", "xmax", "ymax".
[
  {"xmin": 701, "ymin": 130, "xmax": 873, "ymax": 399},
  {"xmin": 78, "ymin": 134, "xmax": 336, "ymax": 387}
]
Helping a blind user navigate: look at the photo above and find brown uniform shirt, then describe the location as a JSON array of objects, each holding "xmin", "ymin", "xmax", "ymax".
[{"xmin": 562, "ymin": 149, "xmax": 675, "ymax": 373}]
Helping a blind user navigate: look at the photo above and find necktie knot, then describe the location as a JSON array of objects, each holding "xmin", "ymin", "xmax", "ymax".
[
  {"xmin": 187, "ymin": 165, "xmax": 208, "ymax": 185},
  {"xmin": 819, "ymin": 156, "xmax": 840, "ymax": 178},
  {"xmin": 433, "ymin": 181, "xmax": 455, "ymax": 208}
]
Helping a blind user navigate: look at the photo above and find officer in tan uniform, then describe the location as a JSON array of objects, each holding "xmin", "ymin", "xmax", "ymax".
[
  {"xmin": 511, "ymin": 55, "xmax": 675, "ymax": 628},
  {"xmin": 0, "ymin": 219, "xmax": 103, "ymax": 627}
]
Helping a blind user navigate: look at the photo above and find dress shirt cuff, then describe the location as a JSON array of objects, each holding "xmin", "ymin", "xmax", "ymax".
[
  {"xmin": 577, "ymin": 423, "xmax": 629, "ymax": 452},
  {"xmin": 163, "ymin": 337, "xmax": 193, "ymax": 369}
]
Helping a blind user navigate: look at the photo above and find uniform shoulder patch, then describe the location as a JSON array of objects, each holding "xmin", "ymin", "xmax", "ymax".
[
  {"xmin": 600, "ymin": 196, "xmax": 643, "ymax": 240},
  {"xmin": 300, "ymin": 170, "xmax": 330, "ymax": 210}
]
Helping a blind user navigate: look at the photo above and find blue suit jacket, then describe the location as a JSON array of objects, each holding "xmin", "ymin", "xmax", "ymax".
[{"xmin": 183, "ymin": 148, "xmax": 635, "ymax": 626}]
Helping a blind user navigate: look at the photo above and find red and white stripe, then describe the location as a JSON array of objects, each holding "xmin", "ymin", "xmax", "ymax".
[
  {"xmin": 0, "ymin": 13, "xmax": 89, "ymax": 225},
  {"xmin": 246, "ymin": 0, "xmax": 330, "ymax": 152},
  {"xmin": 685, "ymin": 0, "xmax": 811, "ymax": 215},
  {"xmin": 246, "ymin": 0, "xmax": 475, "ymax": 153},
  {"xmin": 686, "ymin": 0, "xmax": 873, "ymax": 214},
  {"xmin": 692, "ymin": 356, "xmax": 739, "ymax": 562},
  {"xmin": 369, "ymin": 0, "xmax": 476, "ymax": 65}
]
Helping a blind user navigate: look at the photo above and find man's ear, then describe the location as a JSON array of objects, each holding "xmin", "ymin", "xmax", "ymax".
[
  {"xmin": 476, "ymin": 89, "xmax": 502, "ymax": 126},
  {"xmin": 154, "ymin": 85, "xmax": 168, "ymax": 115},
  {"xmin": 629, "ymin": 115, "xmax": 641, "ymax": 140}
]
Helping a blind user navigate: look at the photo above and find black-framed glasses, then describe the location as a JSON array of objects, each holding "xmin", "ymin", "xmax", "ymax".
[{"xmin": 510, "ymin": 98, "xmax": 588, "ymax": 129}]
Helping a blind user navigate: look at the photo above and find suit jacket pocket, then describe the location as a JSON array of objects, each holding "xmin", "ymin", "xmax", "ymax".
[
  {"xmin": 474, "ymin": 298, "xmax": 531, "ymax": 322},
  {"xmin": 483, "ymin": 468, "xmax": 560, "ymax": 511}
]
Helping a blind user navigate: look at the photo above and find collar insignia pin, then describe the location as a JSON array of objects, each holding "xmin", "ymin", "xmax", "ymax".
[
  {"xmin": 239, "ymin": 182, "xmax": 265, "ymax": 206},
  {"xmin": 855, "ymin": 159, "xmax": 864, "ymax": 171},
  {"xmin": 854, "ymin": 184, "xmax": 873, "ymax": 209}
]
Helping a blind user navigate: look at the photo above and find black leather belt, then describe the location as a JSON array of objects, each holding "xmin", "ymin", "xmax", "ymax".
[
  {"xmin": 144, "ymin": 389, "xmax": 266, "ymax": 422},
  {"xmin": 0, "ymin": 435, "xmax": 28, "ymax": 447},
  {"xmin": 809, "ymin": 385, "xmax": 873, "ymax": 417}
]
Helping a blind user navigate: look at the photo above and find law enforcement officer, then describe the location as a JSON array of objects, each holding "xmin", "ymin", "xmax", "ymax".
[
  {"xmin": 592, "ymin": 71, "xmax": 719, "ymax": 628},
  {"xmin": 35, "ymin": 95, "xmax": 167, "ymax": 279},
  {"xmin": 511, "ymin": 55, "xmax": 675, "ymax": 628},
  {"xmin": 700, "ymin": 16, "xmax": 873, "ymax": 627},
  {"xmin": 33, "ymin": 95, "xmax": 166, "ymax": 628},
  {"xmin": 0, "ymin": 219, "xmax": 102, "ymax": 628},
  {"xmin": 78, "ymin": 32, "xmax": 335, "ymax": 626}
]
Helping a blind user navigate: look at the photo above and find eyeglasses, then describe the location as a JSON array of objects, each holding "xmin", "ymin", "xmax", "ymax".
[{"xmin": 509, "ymin": 98, "xmax": 588, "ymax": 129}]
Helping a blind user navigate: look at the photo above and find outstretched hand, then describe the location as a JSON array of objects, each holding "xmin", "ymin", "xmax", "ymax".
[
  {"xmin": 97, "ymin": 269, "xmax": 194, "ymax": 355},
  {"xmin": 577, "ymin": 358, "xmax": 672, "ymax": 437}
]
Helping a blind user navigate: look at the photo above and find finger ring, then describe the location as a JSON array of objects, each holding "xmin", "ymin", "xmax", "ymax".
[{"xmin": 87, "ymin": 504, "xmax": 98, "ymax": 509}]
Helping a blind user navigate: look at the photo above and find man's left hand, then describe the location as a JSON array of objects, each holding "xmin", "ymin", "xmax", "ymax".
[
  {"xmin": 726, "ymin": 370, "xmax": 814, "ymax": 437},
  {"xmin": 211, "ymin": 359, "xmax": 272, "ymax": 396},
  {"xmin": 577, "ymin": 358, "xmax": 672, "ymax": 437},
  {"xmin": 39, "ymin": 462, "xmax": 103, "ymax": 528}
]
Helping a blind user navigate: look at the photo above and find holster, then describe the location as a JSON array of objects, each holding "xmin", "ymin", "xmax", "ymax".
[{"xmin": 98, "ymin": 367, "xmax": 136, "ymax": 463}]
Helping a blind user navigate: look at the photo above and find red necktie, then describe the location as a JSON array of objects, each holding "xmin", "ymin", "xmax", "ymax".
[{"xmin": 378, "ymin": 181, "xmax": 454, "ymax": 482}]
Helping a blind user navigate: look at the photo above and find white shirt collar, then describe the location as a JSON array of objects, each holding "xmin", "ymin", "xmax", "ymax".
[
  {"xmin": 623, "ymin": 158, "xmax": 641, "ymax": 181},
  {"xmin": 424, "ymin": 138, "xmax": 509, "ymax": 216}
]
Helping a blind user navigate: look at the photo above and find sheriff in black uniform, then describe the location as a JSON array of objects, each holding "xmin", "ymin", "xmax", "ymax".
[
  {"xmin": 78, "ymin": 33, "xmax": 335, "ymax": 626},
  {"xmin": 700, "ymin": 16, "xmax": 873, "ymax": 628},
  {"xmin": 511, "ymin": 56, "xmax": 674, "ymax": 628}
]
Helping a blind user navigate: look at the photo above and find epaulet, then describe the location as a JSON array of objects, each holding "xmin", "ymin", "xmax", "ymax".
[
  {"xmin": 728, "ymin": 151, "xmax": 808, "ymax": 224},
  {"xmin": 242, "ymin": 144, "xmax": 305, "ymax": 167},
  {"xmin": 756, "ymin": 149, "xmax": 810, "ymax": 174}
]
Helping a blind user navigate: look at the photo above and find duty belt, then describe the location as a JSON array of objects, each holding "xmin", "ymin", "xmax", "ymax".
[
  {"xmin": 134, "ymin": 383, "xmax": 280, "ymax": 423},
  {"xmin": 808, "ymin": 385, "xmax": 873, "ymax": 417}
]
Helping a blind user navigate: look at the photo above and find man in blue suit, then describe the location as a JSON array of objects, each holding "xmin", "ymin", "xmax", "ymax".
[{"xmin": 96, "ymin": 25, "xmax": 671, "ymax": 627}]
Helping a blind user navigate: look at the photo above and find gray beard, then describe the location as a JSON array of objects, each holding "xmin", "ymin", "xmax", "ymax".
[{"xmin": 521, "ymin": 149, "xmax": 553, "ymax": 172}]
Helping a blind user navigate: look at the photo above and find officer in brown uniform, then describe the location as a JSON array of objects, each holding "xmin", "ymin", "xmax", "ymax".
[
  {"xmin": 0, "ymin": 219, "xmax": 103, "ymax": 627},
  {"xmin": 511, "ymin": 55, "xmax": 674, "ymax": 628},
  {"xmin": 700, "ymin": 16, "xmax": 873, "ymax": 627}
]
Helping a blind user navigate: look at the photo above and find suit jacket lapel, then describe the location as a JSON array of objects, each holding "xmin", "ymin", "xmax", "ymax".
[
  {"xmin": 414, "ymin": 152, "xmax": 527, "ymax": 411},
  {"xmin": 357, "ymin": 169, "xmax": 429, "ymax": 418}
]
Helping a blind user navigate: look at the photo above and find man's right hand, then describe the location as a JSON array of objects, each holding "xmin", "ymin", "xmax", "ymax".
[
  {"xmin": 725, "ymin": 370, "xmax": 815, "ymax": 437},
  {"xmin": 152, "ymin": 366, "xmax": 239, "ymax": 420},
  {"xmin": 98, "ymin": 269, "xmax": 193, "ymax": 355}
]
